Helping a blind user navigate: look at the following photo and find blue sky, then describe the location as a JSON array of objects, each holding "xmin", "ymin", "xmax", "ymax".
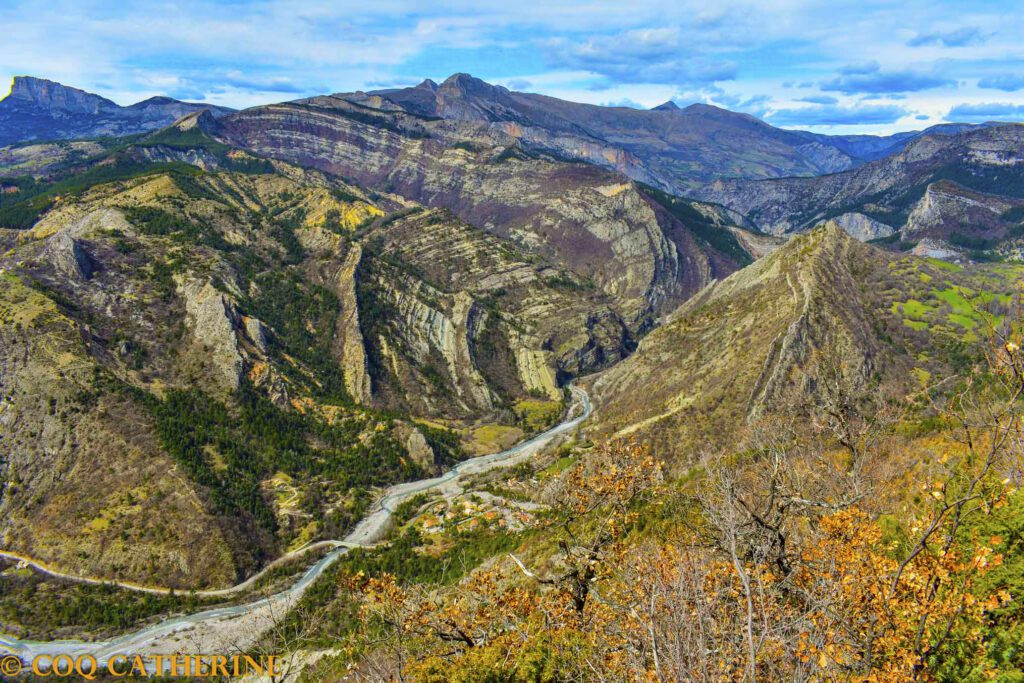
[{"xmin": 2, "ymin": 0, "xmax": 1023, "ymax": 134}]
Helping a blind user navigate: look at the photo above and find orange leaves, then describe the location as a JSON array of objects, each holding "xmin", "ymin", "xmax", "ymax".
[
  {"xmin": 790, "ymin": 506, "xmax": 1006, "ymax": 682},
  {"xmin": 344, "ymin": 429, "xmax": 1012, "ymax": 681},
  {"xmin": 559, "ymin": 439, "xmax": 664, "ymax": 522}
]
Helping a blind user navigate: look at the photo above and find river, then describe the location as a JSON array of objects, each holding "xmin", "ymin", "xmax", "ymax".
[{"xmin": 0, "ymin": 387, "xmax": 591, "ymax": 667}]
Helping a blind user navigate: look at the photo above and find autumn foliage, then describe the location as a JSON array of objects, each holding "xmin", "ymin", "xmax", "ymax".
[{"xmin": 345, "ymin": 333, "xmax": 1024, "ymax": 681}]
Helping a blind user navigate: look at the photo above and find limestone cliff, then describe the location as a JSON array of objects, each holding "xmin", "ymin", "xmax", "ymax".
[
  {"xmin": 180, "ymin": 280, "xmax": 246, "ymax": 393},
  {"xmin": 332, "ymin": 244, "xmax": 373, "ymax": 404}
]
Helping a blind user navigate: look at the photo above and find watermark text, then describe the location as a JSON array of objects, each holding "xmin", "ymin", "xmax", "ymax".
[{"xmin": 1, "ymin": 653, "xmax": 278, "ymax": 678}]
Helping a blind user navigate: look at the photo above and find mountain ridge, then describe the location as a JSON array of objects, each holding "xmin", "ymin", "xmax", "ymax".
[
  {"xmin": 3, "ymin": 74, "xmax": 1006, "ymax": 188},
  {"xmin": 0, "ymin": 76, "xmax": 234, "ymax": 146},
  {"xmin": 587, "ymin": 222, "xmax": 1022, "ymax": 456}
]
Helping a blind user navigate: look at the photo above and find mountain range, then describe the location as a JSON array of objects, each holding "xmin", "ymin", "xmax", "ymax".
[
  {"xmin": 4, "ymin": 74, "xmax": 1021, "ymax": 258},
  {"xmin": 0, "ymin": 74, "xmax": 1001, "ymax": 185},
  {"xmin": 358, "ymin": 74, "xmax": 998, "ymax": 187},
  {"xmin": 2, "ymin": 49, "xmax": 1024, "ymax": 683}
]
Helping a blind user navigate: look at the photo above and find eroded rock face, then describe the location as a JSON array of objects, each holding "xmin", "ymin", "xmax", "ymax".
[
  {"xmin": 904, "ymin": 181, "xmax": 1017, "ymax": 241},
  {"xmin": 43, "ymin": 232, "xmax": 94, "ymax": 280},
  {"xmin": 348, "ymin": 207, "xmax": 633, "ymax": 417},
  {"xmin": 244, "ymin": 316, "xmax": 270, "ymax": 354},
  {"xmin": 830, "ymin": 213, "xmax": 895, "ymax": 241},
  {"xmin": 332, "ymin": 245, "xmax": 373, "ymax": 404},
  {"xmin": 911, "ymin": 239, "xmax": 962, "ymax": 261},
  {"xmin": 362, "ymin": 267, "xmax": 497, "ymax": 416},
  {"xmin": 514, "ymin": 347, "xmax": 560, "ymax": 400},
  {"xmin": 8, "ymin": 76, "xmax": 116, "ymax": 115},
  {"xmin": 128, "ymin": 144, "xmax": 224, "ymax": 171},
  {"xmin": 180, "ymin": 280, "xmax": 245, "ymax": 393}
]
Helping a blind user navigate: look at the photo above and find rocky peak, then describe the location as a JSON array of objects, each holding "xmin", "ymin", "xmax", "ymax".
[
  {"xmin": 4, "ymin": 76, "xmax": 117, "ymax": 115},
  {"xmin": 415, "ymin": 79, "xmax": 439, "ymax": 91},
  {"xmin": 129, "ymin": 95, "xmax": 179, "ymax": 107},
  {"xmin": 433, "ymin": 73, "xmax": 516, "ymax": 121},
  {"xmin": 438, "ymin": 72, "xmax": 505, "ymax": 98},
  {"xmin": 171, "ymin": 108, "xmax": 221, "ymax": 134},
  {"xmin": 652, "ymin": 101, "xmax": 681, "ymax": 112}
]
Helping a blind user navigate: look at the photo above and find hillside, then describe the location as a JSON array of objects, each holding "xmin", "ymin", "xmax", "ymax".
[
  {"xmin": 0, "ymin": 126, "xmax": 640, "ymax": 589},
  {"xmin": 215, "ymin": 94, "xmax": 755, "ymax": 324},
  {"xmin": 588, "ymin": 224, "xmax": 1022, "ymax": 458}
]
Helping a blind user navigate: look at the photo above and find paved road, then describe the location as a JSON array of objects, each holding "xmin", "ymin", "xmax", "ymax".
[
  {"xmin": 0, "ymin": 387, "xmax": 590, "ymax": 668},
  {"xmin": 0, "ymin": 540, "xmax": 358, "ymax": 598}
]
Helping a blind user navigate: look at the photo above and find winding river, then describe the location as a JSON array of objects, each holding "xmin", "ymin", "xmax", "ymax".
[{"xmin": 0, "ymin": 387, "xmax": 591, "ymax": 666}]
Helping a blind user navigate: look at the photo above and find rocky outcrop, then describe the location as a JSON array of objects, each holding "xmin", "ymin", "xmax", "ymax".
[
  {"xmin": 244, "ymin": 316, "xmax": 270, "ymax": 354},
  {"xmin": 333, "ymin": 244, "xmax": 373, "ymax": 404},
  {"xmin": 449, "ymin": 293, "xmax": 495, "ymax": 409},
  {"xmin": 365, "ymin": 269, "xmax": 497, "ymax": 416},
  {"xmin": 180, "ymin": 280, "xmax": 245, "ymax": 393},
  {"xmin": 6, "ymin": 76, "xmax": 117, "ymax": 115},
  {"xmin": 42, "ymin": 232, "xmax": 94, "ymax": 280},
  {"xmin": 394, "ymin": 422, "xmax": 437, "ymax": 472},
  {"xmin": 128, "ymin": 144, "xmax": 224, "ymax": 171},
  {"xmin": 903, "ymin": 181, "xmax": 1018, "ymax": 241},
  {"xmin": 515, "ymin": 348, "xmax": 560, "ymax": 400},
  {"xmin": 830, "ymin": 213, "xmax": 895, "ymax": 241},
  {"xmin": 911, "ymin": 239, "xmax": 962, "ymax": 261}
]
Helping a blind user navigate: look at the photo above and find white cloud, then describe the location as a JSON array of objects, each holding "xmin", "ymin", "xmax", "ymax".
[{"xmin": 0, "ymin": 0, "xmax": 1020, "ymax": 136}]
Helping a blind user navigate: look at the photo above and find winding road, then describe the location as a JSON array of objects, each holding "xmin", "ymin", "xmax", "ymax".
[{"xmin": 0, "ymin": 387, "xmax": 591, "ymax": 667}]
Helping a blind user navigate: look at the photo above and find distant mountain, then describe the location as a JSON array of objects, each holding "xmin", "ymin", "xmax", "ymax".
[
  {"xmin": 344, "ymin": 73, "xmax": 997, "ymax": 193},
  {"xmin": 347, "ymin": 74, "xmax": 858, "ymax": 192},
  {"xmin": 694, "ymin": 124, "xmax": 1024, "ymax": 254},
  {"xmin": 0, "ymin": 76, "xmax": 234, "ymax": 146},
  {"xmin": 793, "ymin": 122, "xmax": 995, "ymax": 164},
  {"xmin": 1, "ymin": 74, "xmax": 1003, "ymax": 195}
]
